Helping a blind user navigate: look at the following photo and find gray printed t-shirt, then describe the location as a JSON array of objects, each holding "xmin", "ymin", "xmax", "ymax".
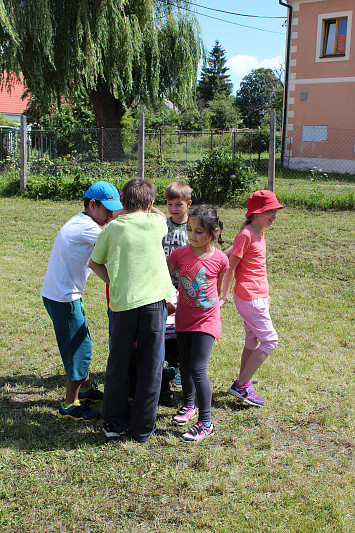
[{"xmin": 162, "ymin": 217, "xmax": 189, "ymax": 288}]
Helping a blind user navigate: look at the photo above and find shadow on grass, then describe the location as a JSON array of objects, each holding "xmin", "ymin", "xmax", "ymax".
[
  {"xmin": 0, "ymin": 372, "xmax": 180, "ymax": 452},
  {"xmin": 0, "ymin": 371, "xmax": 106, "ymax": 391},
  {"xmin": 212, "ymin": 390, "xmax": 252, "ymax": 412}
]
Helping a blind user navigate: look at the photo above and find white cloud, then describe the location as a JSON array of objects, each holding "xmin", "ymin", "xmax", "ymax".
[{"xmin": 226, "ymin": 54, "xmax": 284, "ymax": 90}]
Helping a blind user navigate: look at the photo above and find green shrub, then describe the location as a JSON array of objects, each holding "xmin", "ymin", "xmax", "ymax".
[
  {"xmin": 0, "ymin": 165, "xmax": 171, "ymax": 204},
  {"xmin": 188, "ymin": 147, "xmax": 257, "ymax": 205},
  {"xmin": 0, "ymin": 170, "xmax": 20, "ymax": 196}
]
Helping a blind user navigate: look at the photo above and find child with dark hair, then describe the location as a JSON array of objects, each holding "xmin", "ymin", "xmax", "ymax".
[
  {"xmin": 167, "ymin": 205, "xmax": 228, "ymax": 442},
  {"xmin": 89, "ymin": 178, "xmax": 175, "ymax": 443},
  {"xmin": 41, "ymin": 181, "xmax": 122, "ymax": 421}
]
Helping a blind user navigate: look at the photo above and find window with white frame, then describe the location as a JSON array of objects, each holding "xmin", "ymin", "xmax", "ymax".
[{"xmin": 316, "ymin": 11, "xmax": 352, "ymax": 62}]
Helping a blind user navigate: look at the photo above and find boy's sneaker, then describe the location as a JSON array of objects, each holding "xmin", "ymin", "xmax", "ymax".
[
  {"xmin": 173, "ymin": 405, "xmax": 196, "ymax": 425},
  {"xmin": 78, "ymin": 382, "xmax": 103, "ymax": 403},
  {"xmin": 159, "ymin": 389, "xmax": 177, "ymax": 407},
  {"xmin": 164, "ymin": 366, "xmax": 176, "ymax": 382},
  {"xmin": 102, "ymin": 422, "xmax": 121, "ymax": 440},
  {"xmin": 182, "ymin": 422, "xmax": 214, "ymax": 442},
  {"xmin": 171, "ymin": 370, "xmax": 182, "ymax": 389},
  {"xmin": 58, "ymin": 400, "xmax": 100, "ymax": 421},
  {"xmin": 227, "ymin": 380, "xmax": 264, "ymax": 407}
]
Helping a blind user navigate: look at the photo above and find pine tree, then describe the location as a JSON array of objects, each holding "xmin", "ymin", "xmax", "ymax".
[
  {"xmin": 197, "ymin": 40, "xmax": 233, "ymax": 103},
  {"xmin": 0, "ymin": 0, "xmax": 202, "ymax": 158}
]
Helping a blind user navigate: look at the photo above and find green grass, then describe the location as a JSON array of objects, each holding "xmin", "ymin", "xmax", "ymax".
[{"xmin": 0, "ymin": 198, "xmax": 354, "ymax": 532}]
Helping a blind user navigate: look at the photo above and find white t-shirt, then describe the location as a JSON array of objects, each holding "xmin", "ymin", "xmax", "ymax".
[{"xmin": 41, "ymin": 212, "xmax": 101, "ymax": 303}]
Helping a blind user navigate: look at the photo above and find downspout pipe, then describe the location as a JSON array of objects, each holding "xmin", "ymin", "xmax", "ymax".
[{"xmin": 279, "ymin": 0, "xmax": 293, "ymax": 166}]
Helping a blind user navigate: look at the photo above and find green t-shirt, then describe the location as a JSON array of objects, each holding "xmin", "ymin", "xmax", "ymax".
[{"xmin": 91, "ymin": 212, "xmax": 175, "ymax": 312}]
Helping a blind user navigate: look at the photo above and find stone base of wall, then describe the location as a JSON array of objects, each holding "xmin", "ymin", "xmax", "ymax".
[{"xmin": 284, "ymin": 157, "xmax": 355, "ymax": 174}]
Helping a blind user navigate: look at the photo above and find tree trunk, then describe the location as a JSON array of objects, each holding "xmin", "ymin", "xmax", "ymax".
[{"xmin": 90, "ymin": 82, "xmax": 128, "ymax": 160}]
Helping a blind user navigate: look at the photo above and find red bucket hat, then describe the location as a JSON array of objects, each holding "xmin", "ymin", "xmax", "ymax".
[{"xmin": 246, "ymin": 190, "xmax": 284, "ymax": 218}]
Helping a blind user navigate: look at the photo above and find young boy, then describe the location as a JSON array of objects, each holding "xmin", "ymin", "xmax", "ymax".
[
  {"xmin": 163, "ymin": 181, "xmax": 192, "ymax": 289},
  {"xmin": 89, "ymin": 178, "xmax": 175, "ymax": 443},
  {"xmin": 41, "ymin": 181, "xmax": 123, "ymax": 421},
  {"xmin": 160, "ymin": 181, "xmax": 192, "ymax": 403}
]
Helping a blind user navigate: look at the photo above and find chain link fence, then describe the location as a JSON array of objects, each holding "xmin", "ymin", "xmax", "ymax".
[
  {"xmin": 1, "ymin": 124, "xmax": 355, "ymax": 178},
  {"xmin": 284, "ymin": 126, "xmax": 355, "ymax": 175}
]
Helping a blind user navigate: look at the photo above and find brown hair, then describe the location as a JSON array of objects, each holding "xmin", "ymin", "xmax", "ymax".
[
  {"xmin": 241, "ymin": 215, "xmax": 254, "ymax": 229},
  {"xmin": 120, "ymin": 178, "xmax": 156, "ymax": 212},
  {"xmin": 165, "ymin": 181, "xmax": 192, "ymax": 202}
]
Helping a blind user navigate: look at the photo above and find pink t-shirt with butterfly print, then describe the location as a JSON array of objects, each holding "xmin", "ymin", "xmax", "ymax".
[{"xmin": 169, "ymin": 245, "xmax": 229, "ymax": 341}]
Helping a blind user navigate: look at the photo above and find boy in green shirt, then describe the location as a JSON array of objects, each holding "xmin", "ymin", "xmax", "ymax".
[{"xmin": 89, "ymin": 178, "xmax": 175, "ymax": 442}]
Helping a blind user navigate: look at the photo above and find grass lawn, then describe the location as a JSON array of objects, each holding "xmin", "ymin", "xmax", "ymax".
[{"xmin": 0, "ymin": 197, "xmax": 354, "ymax": 532}]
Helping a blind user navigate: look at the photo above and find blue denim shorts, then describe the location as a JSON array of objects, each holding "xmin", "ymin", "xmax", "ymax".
[{"xmin": 43, "ymin": 297, "xmax": 92, "ymax": 381}]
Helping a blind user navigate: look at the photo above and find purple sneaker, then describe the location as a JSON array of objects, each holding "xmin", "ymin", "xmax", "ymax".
[{"xmin": 227, "ymin": 379, "xmax": 264, "ymax": 407}]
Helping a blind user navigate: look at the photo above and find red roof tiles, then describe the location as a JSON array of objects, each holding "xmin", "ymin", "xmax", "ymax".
[{"xmin": 0, "ymin": 73, "xmax": 28, "ymax": 115}]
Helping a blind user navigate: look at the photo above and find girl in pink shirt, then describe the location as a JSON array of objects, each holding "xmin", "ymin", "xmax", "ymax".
[
  {"xmin": 168, "ymin": 205, "xmax": 229, "ymax": 442},
  {"xmin": 220, "ymin": 190, "xmax": 284, "ymax": 407}
]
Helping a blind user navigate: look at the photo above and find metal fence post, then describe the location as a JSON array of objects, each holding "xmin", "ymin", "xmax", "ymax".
[
  {"xmin": 268, "ymin": 109, "xmax": 276, "ymax": 192},
  {"xmin": 138, "ymin": 112, "xmax": 145, "ymax": 179},
  {"xmin": 20, "ymin": 115, "xmax": 27, "ymax": 193}
]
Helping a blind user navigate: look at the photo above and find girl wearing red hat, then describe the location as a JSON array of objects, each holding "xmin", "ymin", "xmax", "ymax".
[{"xmin": 220, "ymin": 190, "xmax": 284, "ymax": 406}]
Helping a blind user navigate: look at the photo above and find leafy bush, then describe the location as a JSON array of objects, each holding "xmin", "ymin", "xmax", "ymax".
[
  {"xmin": 188, "ymin": 147, "xmax": 258, "ymax": 205},
  {"xmin": 0, "ymin": 164, "xmax": 171, "ymax": 203},
  {"xmin": 0, "ymin": 170, "xmax": 21, "ymax": 196}
]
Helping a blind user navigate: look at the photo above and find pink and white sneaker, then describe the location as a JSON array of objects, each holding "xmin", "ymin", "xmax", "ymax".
[
  {"xmin": 173, "ymin": 405, "xmax": 196, "ymax": 426},
  {"xmin": 182, "ymin": 422, "xmax": 214, "ymax": 442}
]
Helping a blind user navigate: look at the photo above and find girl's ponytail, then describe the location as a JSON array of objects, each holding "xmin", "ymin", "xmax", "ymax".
[
  {"xmin": 241, "ymin": 215, "xmax": 253, "ymax": 230},
  {"xmin": 217, "ymin": 215, "xmax": 224, "ymax": 245}
]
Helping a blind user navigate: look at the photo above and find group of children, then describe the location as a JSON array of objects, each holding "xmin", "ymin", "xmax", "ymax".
[{"xmin": 41, "ymin": 177, "xmax": 284, "ymax": 443}]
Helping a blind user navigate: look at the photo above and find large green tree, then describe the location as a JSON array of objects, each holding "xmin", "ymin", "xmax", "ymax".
[
  {"xmin": 197, "ymin": 40, "xmax": 233, "ymax": 103},
  {"xmin": 236, "ymin": 68, "xmax": 283, "ymax": 129},
  {"xmin": 208, "ymin": 96, "xmax": 239, "ymax": 130},
  {"xmin": 0, "ymin": 0, "xmax": 202, "ymax": 158}
]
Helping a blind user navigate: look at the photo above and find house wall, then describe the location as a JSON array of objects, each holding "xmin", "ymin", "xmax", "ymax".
[{"xmin": 284, "ymin": 0, "xmax": 355, "ymax": 172}]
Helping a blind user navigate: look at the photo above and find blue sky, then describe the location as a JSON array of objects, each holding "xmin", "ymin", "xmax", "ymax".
[{"xmin": 192, "ymin": 0, "xmax": 288, "ymax": 92}]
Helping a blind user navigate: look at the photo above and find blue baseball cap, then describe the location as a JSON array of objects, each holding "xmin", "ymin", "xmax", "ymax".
[{"xmin": 84, "ymin": 181, "xmax": 122, "ymax": 211}]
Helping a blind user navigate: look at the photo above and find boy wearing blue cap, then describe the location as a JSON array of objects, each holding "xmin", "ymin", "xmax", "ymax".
[{"xmin": 41, "ymin": 181, "xmax": 123, "ymax": 421}]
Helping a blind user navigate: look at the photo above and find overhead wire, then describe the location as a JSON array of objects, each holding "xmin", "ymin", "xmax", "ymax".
[
  {"xmin": 180, "ymin": 1, "xmax": 285, "ymax": 19},
  {"xmin": 161, "ymin": 1, "xmax": 286, "ymax": 35}
]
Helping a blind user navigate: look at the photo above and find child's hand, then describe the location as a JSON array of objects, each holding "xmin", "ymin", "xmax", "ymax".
[
  {"xmin": 219, "ymin": 297, "xmax": 227, "ymax": 308},
  {"xmin": 167, "ymin": 300, "xmax": 176, "ymax": 315}
]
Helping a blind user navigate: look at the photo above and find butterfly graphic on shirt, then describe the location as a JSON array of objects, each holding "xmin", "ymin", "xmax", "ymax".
[
  {"xmin": 181, "ymin": 266, "xmax": 215, "ymax": 310},
  {"xmin": 196, "ymin": 292, "xmax": 216, "ymax": 311},
  {"xmin": 181, "ymin": 266, "xmax": 207, "ymax": 297}
]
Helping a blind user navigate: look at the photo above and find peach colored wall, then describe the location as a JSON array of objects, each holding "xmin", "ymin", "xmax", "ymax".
[
  {"xmin": 291, "ymin": 83, "xmax": 355, "ymax": 128},
  {"xmin": 290, "ymin": 0, "xmax": 355, "ymax": 80},
  {"xmin": 285, "ymin": 0, "xmax": 355, "ymax": 168}
]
